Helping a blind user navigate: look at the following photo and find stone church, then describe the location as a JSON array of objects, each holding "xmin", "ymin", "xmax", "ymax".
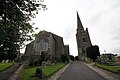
[
  {"xmin": 76, "ymin": 12, "xmax": 92, "ymax": 61},
  {"xmin": 24, "ymin": 30, "xmax": 69, "ymax": 62}
]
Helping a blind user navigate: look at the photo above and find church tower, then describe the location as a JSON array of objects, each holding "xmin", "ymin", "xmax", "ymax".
[{"xmin": 76, "ymin": 12, "xmax": 92, "ymax": 61}]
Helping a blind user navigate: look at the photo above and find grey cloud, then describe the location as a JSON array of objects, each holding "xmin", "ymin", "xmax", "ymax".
[{"xmin": 64, "ymin": 26, "xmax": 75, "ymax": 39}]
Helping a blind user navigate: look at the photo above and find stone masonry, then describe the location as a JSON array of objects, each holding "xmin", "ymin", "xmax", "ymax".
[
  {"xmin": 76, "ymin": 12, "xmax": 92, "ymax": 61},
  {"xmin": 24, "ymin": 30, "xmax": 69, "ymax": 62}
]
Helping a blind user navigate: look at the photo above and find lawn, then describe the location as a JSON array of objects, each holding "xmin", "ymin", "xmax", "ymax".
[
  {"xmin": 96, "ymin": 64, "xmax": 120, "ymax": 73},
  {"xmin": 20, "ymin": 63, "xmax": 65, "ymax": 80},
  {"xmin": 43, "ymin": 63, "xmax": 65, "ymax": 77},
  {"xmin": 20, "ymin": 67, "xmax": 40, "ymax": 80},
  {"xmin": 0, "ymin": 63, "xmax": 14, "ymax": 72}
]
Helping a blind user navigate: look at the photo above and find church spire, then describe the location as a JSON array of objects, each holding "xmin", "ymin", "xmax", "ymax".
[
  {"xmin": 77, "ymin": 11, "xmax": 84, "ymax": 30},
  {"xmin": 76, "ymin": 12, "xmax": 92, "ymax": 61}
]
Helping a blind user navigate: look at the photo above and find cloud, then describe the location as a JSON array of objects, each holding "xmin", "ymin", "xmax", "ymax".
[{"xmin": 24, "ymin": 0, "xmax": 120, "ymax": 56}]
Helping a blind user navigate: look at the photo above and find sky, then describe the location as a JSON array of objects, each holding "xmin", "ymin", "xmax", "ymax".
[{"xmin": 27, "ymin": 0, "xmax": 120, "ymax": 56}]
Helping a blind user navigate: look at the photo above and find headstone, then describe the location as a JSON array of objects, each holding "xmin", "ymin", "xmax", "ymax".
[
  {"xmin": 2, "ymin": 60, "xmax": 5, "ymax": 63},
  {"xmin": 42, "ymin": 61, "xmax": 46, "ymax": 67},
  {"xmin": 12, "ymin": 60, "xmax": 14, "ymax": 63},
  {"xmin": 6, "ymin": 59, "xmax": 9, "ymax": 63}
]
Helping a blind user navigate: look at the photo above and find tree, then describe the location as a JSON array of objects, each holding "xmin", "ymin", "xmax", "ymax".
[
  {"xmin": 0, "ymin": 0, "xmax": 47, "ymax": 62},
  {"xmin": 61, "ymin": 54, "xmax": 69, "ymax": 63},
  {"xmin": 86, "ymin": 45, "xmax": 100, "ymax": 61},
  {"xmin": 70, "ymin": 55, "xmax": 75, "ymax": 61},
  {"xmin": 75, "ymin": 56, "xmax": 78, "ymax": 61}
]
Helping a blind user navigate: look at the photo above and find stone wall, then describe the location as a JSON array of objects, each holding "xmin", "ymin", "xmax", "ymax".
[
  {"xmin": 64, "ymin": 45, "xmax": 70, "ymax": 60},
  {"xmin": 52, "ymin": 33, "xmax": 65, "ymax": 61},
  {"xmin": 9, "ymin": 64, "xmax": 24, "ymax": 80}
]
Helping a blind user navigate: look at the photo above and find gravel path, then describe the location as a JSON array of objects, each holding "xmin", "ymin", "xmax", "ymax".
[{"xmin": 57, "ymin": 61, "xmax": 106, "ymax": 80}]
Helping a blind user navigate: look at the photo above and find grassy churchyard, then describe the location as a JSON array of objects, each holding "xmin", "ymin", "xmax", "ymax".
[
  {"xmin": 96, "ymin": 64, "xmax": 120, "ymax": 73},
  {"xmin": 0, "ymin": 63, "xmax": 14, "ymax": 72},
  {"xmin": 20, "ymin": 66, "xmax": 40, "ymax": 80},
  {"xmin": 20, "ymin": 63, "xmax": 65, "ymax": 80}
]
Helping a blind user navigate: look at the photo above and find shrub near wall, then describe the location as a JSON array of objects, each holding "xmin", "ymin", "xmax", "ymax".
[
  {"xmin": 61, "ymin": 54, "xmax": 69, "ymax": 63},
  {"xmin": 86, "ymin": 45, "xmax": 100, "ymax": 61}
]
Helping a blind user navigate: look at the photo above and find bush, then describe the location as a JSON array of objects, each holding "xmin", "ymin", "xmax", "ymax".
[
  {"xmin": 70, "ymin": 55, "xmax": 75, "ymax": 61},
  {"xmin": 36, "ymin": 67, "xmax": 42, "ymax": 79},
  {"xmin": 61, "ymin": 54, "xmax": 69, "ymax": 63},
  {"xmin": 86, "ymin": 45, "xmax": 100, "ymax": 61},
  {"xmin": 38, "ymin": 59, "xmax": 42, "ymax": 66},
  {"xmin": 34, "ymin": 60, "xmax": 38, "ymax": 66},
  {"xmin": 75, "ymin": 56, "xmax": 78, "ymax": 61},
  {"xmin": 28, "ymin": 59, "xmax": 42, "ymax": 66},
  {"xmin": 28, "ymin": 61, "xmax": 34, "ymax": 66}
]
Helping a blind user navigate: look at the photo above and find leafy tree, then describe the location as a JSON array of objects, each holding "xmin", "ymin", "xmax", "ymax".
[
  {"xmin": 75, "ymin": 56, "xmax": 78, "ymax": 61},
  {"xmin": 61, "ymin": 54, "xmax": 69, "ymax": 63},
  {"xmin": 86, "ymin": 45, "xmax": 100, "ymax": 61},
  {"xmin": 70, "ymin": 55, "xmax": 75, "ymax": 61},
  {"xmin": 0, "ymin": 0, "xmax": 47, "ymax": 62}
]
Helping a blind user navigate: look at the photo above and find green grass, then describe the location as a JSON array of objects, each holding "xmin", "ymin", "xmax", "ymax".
[
  {"xmin": 0, "ymin": 63, "xmax": 14, "ymax": 72},
  {"xmin": 20, "ymin": 66, "xmax": 40, "ymax": 80},
  {"xmin": 96, "ymin": 64, "xmax": 120, "ymax": 73},
  {"xmin": 43, "ymin": 63, "xmax": 65, "ymax": 77},
  {"xmin": 20, "ymin": 63, "xmax": 65, "ymax": 80},
  {"xmin": 85, "ymin": 60, "xmax": 93, "ymax": 64}
]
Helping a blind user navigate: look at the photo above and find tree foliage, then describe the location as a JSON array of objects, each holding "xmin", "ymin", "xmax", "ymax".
[
  {"xmin": 61, "ymin": 54, "xmax": 69, "ymax": 63},
  {"xmin": 70, "ymin": 55, "xmax": 75, "ymax": 61},
  {"xmin": 0, "ymin": 0, "xmax": 47, "ymax": 62},
  {"xmin": 86, "ymin": 45, "xmax": 100, "ymax": 61},
  {"xmin": 75, "ymin": 56, "xmax": 78, "ymax": 61}
]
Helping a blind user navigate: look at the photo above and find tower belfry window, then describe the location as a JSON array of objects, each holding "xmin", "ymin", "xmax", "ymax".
[{"xmin": 83, "ymin": 38, "xmax": 86, "ymax": 42}]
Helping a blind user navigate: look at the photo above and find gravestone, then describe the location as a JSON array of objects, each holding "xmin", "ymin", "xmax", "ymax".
[
  {"xmin": 2, "ymin": 60, "xmax": 5, "ymax": 63},
  {"xmin": 6, "ymin": 59, "xmax": 9, "ymax": 63}
]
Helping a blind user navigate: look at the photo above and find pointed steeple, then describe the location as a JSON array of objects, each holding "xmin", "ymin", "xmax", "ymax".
[
  {"xmin": 85, "ymin": 28, "xmax": 92, "ymax": 45},
  {"xmin": 77, "ymin": 11, "xmax": 84, "ymax": 30}
]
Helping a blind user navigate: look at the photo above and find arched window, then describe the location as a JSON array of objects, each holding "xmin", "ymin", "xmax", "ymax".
[{"xmin": 83, "ymin": 38, "xmax": 86, "ymax": 42}]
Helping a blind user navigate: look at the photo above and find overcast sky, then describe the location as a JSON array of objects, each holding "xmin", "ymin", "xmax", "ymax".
[{"xmin": 30, "ymin": 0, "xmax": 120, "ymax": 56}]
